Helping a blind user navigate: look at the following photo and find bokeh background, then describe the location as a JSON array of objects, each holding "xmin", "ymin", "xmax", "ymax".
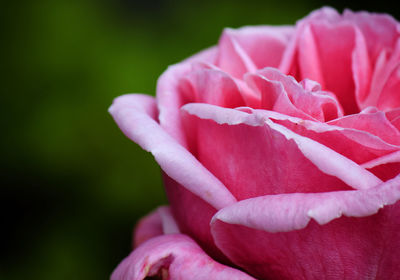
[{"xmin": 2, "ymin": 0, "xmax": 399, "ymax": 279}]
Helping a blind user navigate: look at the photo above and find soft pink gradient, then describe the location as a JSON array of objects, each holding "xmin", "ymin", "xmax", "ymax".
[{"xmin": 110, "ymin": 7, "xmax": 400, "ymax": 280}]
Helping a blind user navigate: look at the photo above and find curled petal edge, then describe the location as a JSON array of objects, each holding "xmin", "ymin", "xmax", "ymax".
[
  {"xmin": 108, "ymin": 94, "xmax": 237, "ymax": 210},
  {"xmin": 211, "ymin": 174, "xmax": 400, "ymax": 233}
]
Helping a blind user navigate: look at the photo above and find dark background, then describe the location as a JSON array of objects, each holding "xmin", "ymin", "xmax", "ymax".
[{"xmin": 1, "ymin": 1, "xmax": 399, "ymax": 279}]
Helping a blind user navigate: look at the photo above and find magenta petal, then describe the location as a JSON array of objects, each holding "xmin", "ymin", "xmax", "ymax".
[
  {"xmin": 111, "ymin": 234, "xmax": 256, "ymax": 280},
  {"xmin": 211, "ymin": 176, "xmax": 400, "ymax": 279},
  {"xmin": 108, "ymin": 94, "xmax": 236, "ymax": 210}
]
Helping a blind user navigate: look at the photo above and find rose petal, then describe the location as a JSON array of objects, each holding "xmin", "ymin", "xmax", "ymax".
[
  {"xmin": 111, "ymin": 234, "xmax": 256, "ymax": 280},
  {"xmin": 211, "ymin": 175, "xmax": 400, "ymax": 279},
  {"xmin": 108, "ymin": 94, "xmax": 236, "ymax": 210},
  {"xmin": 216, "ymin": 28, "xmax": 258, "ymax": 79},
  {"xmin": 281, "ymin": 8, "xmax": 360, "ymax": 114},
  {"xmin": 343, "ymin": 9, "xmax": 400, "ymax": 62},
  {"xmin": 248, "ymin": 108, "xmax": 400, "ymax": 164},
  {"xmin": 162, "ymin": 174, "xmax": 230, "ymax": 262},
  {"xmin": 133, "ymin": 208, "xmax": 163, "ymax": 248},
  {"xmin": 378, "ymin": 63, "xmax": 400, "ymax": 110},
  {"xmin": 362, "ymin": 150, "xmax": 400, "ymax": 181},
  {"xmin": 252, "ymin": 109, "xmax": 400, "ymax": 164},
  {"xmin": 246, "ymin": 68, "xmax": 343, "ymax": 121},
  {"xmin": 157, "ymin": 206, "xmax": 180, "ymax": 235},
  {"xmin": 216, "ymin": 26, "xmax": 293, "ymax": 79},
  {"xmin": 328, "ymin": 110, "xmax": 400, "ymax": 146},
  {"xmin": 157, "ymin": 47, "xmax": 217, "ymax": 146},
  {"xmin": 182, "ymin": 104, "xmax": 381, "ymax": 200},
  {"xmin": 133, "ymin": 206, "xmax": 179, "ymax": 248},
  {"xmin": 352, "ymin": 26, "xmax": 372, "ymax": 109},
  {"xmin": 178, "ymin": 65, "xmax": 245, "ymax": 109}
]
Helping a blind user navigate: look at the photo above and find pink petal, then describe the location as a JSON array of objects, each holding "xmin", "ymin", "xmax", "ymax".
[
  {"xmin": 133, "ymin": 208, "xmax": 163, "ymax": 248},
  {"xmin": 255, "ymin": 109, "xmax": 399, "ymax": 164},
  {"xmin": 162, "ymin": 174, "xmax": 230, "ymax": 262},
  {"xmin": 328, "ymin": 110, "xmax": 400, "ymax": 146},
  {"xmin": 385, "ymin": 108, "xmax": 400, "ymax": 122},
  {"xmin": 246, "ymin": 68, "xmax": 343, "ymax": 121},
  {"xmin": 216, "ymin": 26, "xmax": 294, "ymax": 78},
  {"xmin": 343, "ymin": 9, "xmax": 400, "ymax": 62},
  {"xmin": 157, "ymin": 47, "xmax": 217, "ymax": 146},
  {"xmin": 378, "ymin": 63, "xmax": 400, "ymax": 110},
  {"xmin": 178, "ymin": 65, "xmax": 245, "ymax": 108},
  {"xmin": 108, "ymin": 94, "xmax": 236, "ymax": 210},
  {"xmin": 366, "ymin": 40, "xmax": 400, "ymax": 111},
  {"xmin": 158, "ymin": 206, "xmax": 180, "ymax": 235},
  {"xmin": 282, "ymin": 7, "xmax": 400, "ymax": 115},
  {"xmin": 216, "ymin": 28, "xmax": 258, "ymax": 79},
  {"xmin": 362, "ymin": 150, "xmax": 400, "ymax": 181},
  {"xmin": 133, "ymin": 206, "xmax": 179, "ymax": 248},
  {"xmin": 111, "ymin": 234, "xmax": 256, "ymax": 280},
  {"xmin": 182, "ymin": 104, "xmax": 381, "ymax": 201},
  {"xmin": 211, "ymin": 175, "xmax": 400, "ymax": 279},
  {"xmin": 352, "ymin": 26, "xmax": 372, "ymax": 109},
  {"xmin": 284, "ymin": 14, "xmax": 359, "ymax": 113}
]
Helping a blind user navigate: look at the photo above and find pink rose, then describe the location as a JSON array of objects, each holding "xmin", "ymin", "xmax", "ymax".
[{"xmin": 109, "ymin": 7, "xmax": 400, "ymax": 280}]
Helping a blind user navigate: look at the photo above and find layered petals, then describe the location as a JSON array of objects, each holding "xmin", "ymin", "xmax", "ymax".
[
  {"xmin": 245, "ymin": 68, "xmax": 343, "ymax": 121},
  {"xmin": 182, "ymin": 103, "xmax": 382, "ymax": 200},
  {"xmin": 257, "ymin": 110, "xmax": 399, "ymax": 165},
  {"xmin": 211, "ymin": 175, "xmax": 400, "ymax": 279},
  {"xmin": 110, "ymin": 7, "xmax": 400, "ymax": 280}
]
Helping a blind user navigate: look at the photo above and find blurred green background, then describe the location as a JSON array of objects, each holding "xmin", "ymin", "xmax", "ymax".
[{"xmin": 2, "ymin": 0, "xmax": 398, "ymax": 279}]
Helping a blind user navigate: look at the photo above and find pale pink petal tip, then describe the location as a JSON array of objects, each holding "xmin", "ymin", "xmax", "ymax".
[{"xmin": 109, "ymin": 94, "xmax": 237, "ymax": 210}]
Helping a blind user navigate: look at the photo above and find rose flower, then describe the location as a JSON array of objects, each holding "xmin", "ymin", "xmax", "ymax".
[{"xmin": 109, "ymin": 7, "xmax": 400, "ymax": 280}]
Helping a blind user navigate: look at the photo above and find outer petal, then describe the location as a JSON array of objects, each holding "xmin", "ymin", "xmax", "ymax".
[
  {"xmin": 133, "ymin": 208, "xmax": 163, "ymax": 248},
  {"xmin": 133, "ymin": 206, "xmax": 180, "ymax": 248},
  {"xmin": 211, "ymin": 175, "xmax": 400, "ymax": 280},
  {"xmin": 162, "ymin": 174, "xmax": 230, "ymax": 262},
  {"xmin": 111, "ymin": 234, "xmax": 256, "ymax": 280},
  {"xmin": 182, "ymin": 103, "xmax": 382, "ymax": 200},
  {"xmin": 157, "ymin": 47, "xmax": 218, "ymax": 146},
  {"xmin": 108, "ymin": 94, "xmax": 236, "ymax": 210}
]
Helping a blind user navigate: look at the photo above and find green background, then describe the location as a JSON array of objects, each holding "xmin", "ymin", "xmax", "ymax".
[{"xmin": 2, "ymin": 0, "xmax": 398, "ymax": 279}]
